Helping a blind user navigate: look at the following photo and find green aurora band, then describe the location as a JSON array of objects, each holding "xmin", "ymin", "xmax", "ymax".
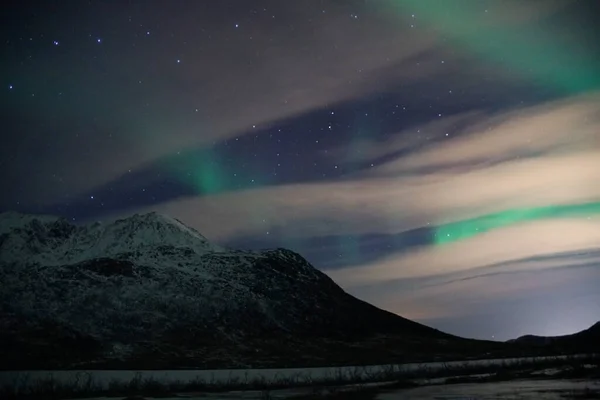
[
  {"xmin": 382, "ymin": 0, "xmax": 600, "ymax": 95},
  {"xmin": 435, "ymin": 202, "xmax": 600, "ymax": 245},
  {"xmin": 158, "ymin": 2, "xmax": 600, "ymax": 255},
  {"xmin": 374, "ymin": 2, "xmax": 600, "ymax": 245},
  {"xmin": 164, "ymin": 147, "xmax": 270, "ymax": 195},
  {"xmin": 166, "ymin": 1, "xmax": 599, "ymax": 196}
]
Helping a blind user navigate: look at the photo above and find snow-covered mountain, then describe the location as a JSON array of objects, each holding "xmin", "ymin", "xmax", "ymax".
[
  {"xmin": 0, "ymin": 211, "xmax": 459, "ymax": 370},
  {"xmin": 0, "ymin": 211, "xmax": 220, "ymax": 266}
]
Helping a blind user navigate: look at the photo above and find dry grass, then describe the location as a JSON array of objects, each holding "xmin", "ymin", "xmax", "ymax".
[{"xmin": 1, "ymin": 354, "xmax": 597, "ymax": 399}]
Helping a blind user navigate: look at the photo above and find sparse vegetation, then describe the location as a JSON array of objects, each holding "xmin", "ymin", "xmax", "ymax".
[
  {"xmin": 1, "ymin": 354, "xmax": 597, "ymax": 399},
  {"xmin": 576, "ymin": 387, "xmax": 600, "ymax": 399}
]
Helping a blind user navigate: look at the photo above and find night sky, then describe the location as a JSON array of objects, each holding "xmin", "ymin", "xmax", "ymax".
[{"xmin": 2, "ymin": 0, "xmax": 600, "ymax": 340}]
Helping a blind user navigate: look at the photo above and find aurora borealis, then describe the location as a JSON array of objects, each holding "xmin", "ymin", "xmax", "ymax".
[
  {"xmin": 2, "ymin": 0, "xmax": 599, "ymax": 340},
  {"xmin": 435, "ymin": 202, "xmax": 600, "ymax": 245},
  {"xmin": 382, "ymin": 0, "xmax": 600, "ymax": 95}
]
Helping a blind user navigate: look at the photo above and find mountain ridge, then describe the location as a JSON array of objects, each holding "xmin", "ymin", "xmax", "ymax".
[
  {"xmin": 508, "ymin": 321, "xmax": 600, "ymax": 347},
  {"xmin": 0, "ymin": 211, "xmax": 469, "ymax": 370}
]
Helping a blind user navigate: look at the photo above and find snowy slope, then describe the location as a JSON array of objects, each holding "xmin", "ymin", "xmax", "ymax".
[
  {"xmin": 0, "ymin": 211, "xmax": 223, "ymax": 266},
  {"xmin": 0, "ymin": 211, "xmax": 456, "ymax": 370}
]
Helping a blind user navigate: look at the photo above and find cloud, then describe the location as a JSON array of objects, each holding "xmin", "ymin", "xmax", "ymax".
[
  {"xmin": 121, "ymin": 92, "xmax": 600, "ymax": 241},
  {"xmin": 359, "ymin": 251, "xmax": 600, "ymax": 338},
  {"xmin": 325, "ymin": 217, "xmax": 600, "ymax": 286},
  {"xmin": 325, "ymin": 111, "xmax": 485, "ymax": 164},
  {"xmin": 363, "ymin": 93, "xmax": 600, "ymax": 176},
  {"xmin": 105, "ymin": 93, "xmax": 600, "ymax": 292}
]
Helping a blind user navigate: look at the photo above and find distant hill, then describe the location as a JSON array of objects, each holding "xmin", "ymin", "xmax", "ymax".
[{"xmin": 508, "ymin": 322, "xmax": 600, "ymax": 351}]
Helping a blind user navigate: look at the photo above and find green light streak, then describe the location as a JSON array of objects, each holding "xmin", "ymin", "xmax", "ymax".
[
  {"xmin": 162, "ymin": 146, "xmax": 269, "ymax": 196},
  {"xmin": 435, "ymin": 202, "xmax": 600, "ymax": 245},
  {"xmin": 382, "ymin": 0, "xmax": 600, "ymax": 94},
  {"xmin": 164, "ymin": 149, "xmax": 228, "ymax": 194}
]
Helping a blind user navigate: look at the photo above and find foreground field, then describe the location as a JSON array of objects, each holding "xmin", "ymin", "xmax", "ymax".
[
  {"xmin": 373, "ymin": 380, "xmax": 600, "ymax": 400},
  {"xmin": 1, "ymin": 354, "xmax": 598, "ymax": 399}
]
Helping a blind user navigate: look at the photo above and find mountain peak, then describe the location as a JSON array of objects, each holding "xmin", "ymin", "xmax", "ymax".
[
  {"xmin": 120, "ymin": 210, "xmax": 175, "ymax": 223},
  {"xmin": 108, "ymin": 211, "xmax": 221, "ymax": 253},
  {"xmin": 0, "ymin": 210, "xmax": 454, "ymax": 370},
  {"xmin": 114, "ymin": 211, "xmax": 198, "ymax": 232},
  {"xmin": 0, "ymin": 210, "xmax": 222, "ymax": 265}
]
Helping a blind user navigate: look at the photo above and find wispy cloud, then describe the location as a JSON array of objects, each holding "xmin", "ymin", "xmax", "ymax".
[
  {"xmin": 93, "ymin": 89, "xmax": 600, "ymax": 337},
  {"xmin": 130, "ymin": 92, "xmax": 600, "ymax": 240},
  {"xmin": 326, "ymin": 218, "xmax": 600, "ymax": 286},
  {"xmin": 100, "ymin": 92, "xmax": 599, "ymax": 327},
  {"xmin": 362, "ymin": 93, "xmax": 600, "ymax": 177},
  {"xmin": 367, "ymin": 251, "xmax": 600, "ymax": 338}
]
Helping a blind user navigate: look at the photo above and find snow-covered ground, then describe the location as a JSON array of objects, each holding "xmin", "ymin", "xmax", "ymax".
[
  {"xmin": 0, "ymin": 354, "xmax": 591, "ymax": 390},
  {"xmin": 56, "ymin": 379, "xmax": 600, "ymax": 399},
  {"xmin": 378, "ymin": 379, "xmax": 600, "ymax": 400}
]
